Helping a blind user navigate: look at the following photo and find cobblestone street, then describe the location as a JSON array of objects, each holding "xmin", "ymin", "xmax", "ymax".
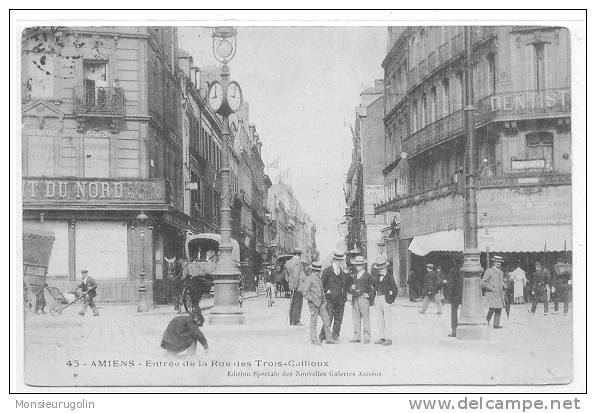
[{"xmin": 24, "ymin": 295, "xmax": 573, "ymax": 387}]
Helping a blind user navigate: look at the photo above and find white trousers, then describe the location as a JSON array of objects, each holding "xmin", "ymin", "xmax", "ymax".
[{"xmin": 376, "ymin": 295, "xmax": 393, "ymax": 340}]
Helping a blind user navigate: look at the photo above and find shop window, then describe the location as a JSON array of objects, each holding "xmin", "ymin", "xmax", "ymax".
[
  {"xmin": 84, "ymin": 137, "xmax": 110, "ymax": 178},
  {"xmin": 525, "ymin": 132, "xmax": 553, "ymax": 169},
  {"xmin": 27, "ymin": 135, "xmax": 55, "ymax": 177}
]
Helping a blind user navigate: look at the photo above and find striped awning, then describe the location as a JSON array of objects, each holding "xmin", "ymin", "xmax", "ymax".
[{"xmin": 408, "ymin": 225, "xmax": 572, "ymax": 256}]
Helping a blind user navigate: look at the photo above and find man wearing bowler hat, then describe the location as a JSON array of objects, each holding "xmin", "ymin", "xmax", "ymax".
[
  {"xmin": 77, "ymin": 269, "xmax": 99, "ymax": 317},
  {"xmin": 319, "ymin": 250, "xmax": 350, "ymax": 341},
  {"xmin": 349, "ymin": 256, "xmax": 373, "ymax": 344},
  {"xmin": 481, "ymin": 255, "xmax": 506, "ymax": 328}
]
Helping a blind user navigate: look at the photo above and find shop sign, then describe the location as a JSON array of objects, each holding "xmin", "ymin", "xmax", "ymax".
[{"xmin": 23, "ymin": 178, "xmax": 166, "ymax": 204}]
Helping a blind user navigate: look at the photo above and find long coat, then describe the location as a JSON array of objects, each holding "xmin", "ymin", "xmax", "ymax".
[
  {"xmin": 321, "ymin": 265, "xmax": 350, "ymax": 302},
  {"xmin": 510, "ymin": 267, "xmax": 527, "ymax": 299},
  {"xmin": 481, "ymin": 266, "xmax": 505, "ymax": 309},
  {"xmin": 161, "ymin": 315, "xmax": 207, "ymax": 352}
]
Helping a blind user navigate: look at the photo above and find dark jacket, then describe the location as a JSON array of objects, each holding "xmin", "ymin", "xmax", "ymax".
[
  {"xmin": 161, "ymin": 315, "xmax": 208, "ymax": 352},
  {"xmin": 264, "ymin": 269, "xmax": 275, "ymax": 284},
  {"xmin": 373, "ymin": 272, "xmax": 399, "ymax": 305},
  {"xmin": 350, "ymin": 271, "xmax": 374, "ymax": 301},
  {"xmin": 532, "ymin": 269, "xmax": 551, "ymax": 302},
  {"xmin": 79, "ymin": 275, "xmax": 98, "ymax": 298},
  {"xmin": 321, "ymin": 265, "xmax": 350, "ymax": 302},
  {"xmin": 422, "ymin": 270, "xmax": 441, "ymax": 296},
  {"xmin": 448, "ymin": 267, "xmax": 463, "ymax": 304}
]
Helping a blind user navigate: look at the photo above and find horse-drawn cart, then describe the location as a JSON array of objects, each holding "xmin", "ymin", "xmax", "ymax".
[
  {"xmin": 178, "ymin": 233, "xmax": 241, "ymax": 314},
  {"xmin": 23, "ymin": 226, "xmax": 55, "ymax": 312}
]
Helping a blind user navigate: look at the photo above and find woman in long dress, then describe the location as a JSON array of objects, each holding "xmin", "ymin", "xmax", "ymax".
[{"xmin": 510, "ymin": 262, "xmax": 528, "ymax": 304}]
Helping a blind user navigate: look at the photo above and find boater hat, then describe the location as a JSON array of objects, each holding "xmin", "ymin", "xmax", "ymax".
[
  {"xmin": 374, "ymin": 260, "xmax": 389, "ymax": 270},
  {"xmin": 353, "ymin": 256, "xmax": 366, "ymax": 266},
  {"xmin": 332, "ymin": 251, "xmax": 346, "ymax": 260},
  {"xmin": 81, "ymin": 269, "xmax": 88, "ymax": 274},
  {"xmin": 293, "ymin": 248, "xmax": 303, "ymax": 255},
  {"xmin": 493, "ymin": 255, "xmax": 504, "ymax": 263},
  {"xmin": 309, "ymin": 262, "xmax": 323, "ymax": 272},
  {"xmin": 426, "ymin": 263, "xmax": 434, "ymax": 269}
]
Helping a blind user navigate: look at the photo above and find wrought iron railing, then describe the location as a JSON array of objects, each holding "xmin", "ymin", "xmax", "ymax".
[
  {"xmin": 74, "ymin": 86, "xmax": 125, "ymax": 116},
  {"xmin": 401, "ymin": 109, "xmax": 464, "ymax": 155},
  {"xmin": 475, "ymin": 88, "xmax": 571, "ymax": 124}
]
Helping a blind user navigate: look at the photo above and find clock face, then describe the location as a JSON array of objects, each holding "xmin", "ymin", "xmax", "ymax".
[
  {"xmin": 208, "ymin": 81, "xmax": 223, "ymax": 112},
  {"xmin": 227, "ymin": 81, "xmax": 243, "ymax": 112}
]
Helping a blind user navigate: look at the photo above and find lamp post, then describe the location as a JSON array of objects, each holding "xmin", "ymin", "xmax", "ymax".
[
  {"xmin": 457, "ymin": 26, "xmax": 488, "ymax": 341},
  {"xmin": 136, "ymin": 211, "xmax": 149, "ymax": 313},
  {"xmin": 206, "ymin": 27, "xmax": 245, "ymax": 324}
]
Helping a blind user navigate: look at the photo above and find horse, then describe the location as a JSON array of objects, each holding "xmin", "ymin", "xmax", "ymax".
[{"xmin": 164, "ymin": 257, "xmax": 184, "ymax": 313}]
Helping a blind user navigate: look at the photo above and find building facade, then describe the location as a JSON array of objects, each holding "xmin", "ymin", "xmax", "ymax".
[
  {"xmin": 21, "ymin": 27, "xmax": 273, "ymax": 304},
  {"xmin": 344, "ymin": 81, "xmax": 386, "ymax": 263},
  {"xmin": 22, "ymin": 26, "xmax": 187, "ymax": 303},
  {"xmin": 267, "ymin": 182, "xmax": 318, "ymax": 263},
  {"xmin": 376, "ymin": 26, "xmax": 572, "ymax": 285}
]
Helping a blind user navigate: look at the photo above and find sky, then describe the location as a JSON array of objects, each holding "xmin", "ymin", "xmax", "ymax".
[{"xmin": 178, "ymin": 27, "xmax": 387, "ymax": 259}]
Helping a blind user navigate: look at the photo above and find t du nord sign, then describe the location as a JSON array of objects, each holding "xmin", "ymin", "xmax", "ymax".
[{"xmin": 23, "ymin": 178, "xmax": 166, "ymax": 204}]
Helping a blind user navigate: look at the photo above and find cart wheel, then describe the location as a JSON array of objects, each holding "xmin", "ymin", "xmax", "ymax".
[{"xmin": 182, "ymin": 287, "xmax": 199, "ymax": 314}]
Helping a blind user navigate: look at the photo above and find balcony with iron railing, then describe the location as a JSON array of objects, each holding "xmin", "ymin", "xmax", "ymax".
[
  {"xmin": 401, "ymin": 109, "xmax": 464, "ymax": 156},
  {"xmin": 74, "ymin": 86, "xmax": 125, "ymax": 117}
]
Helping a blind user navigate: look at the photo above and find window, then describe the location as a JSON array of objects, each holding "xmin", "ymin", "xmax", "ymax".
[
  {"xmin": 23, "ymin": 53, "xmax": 55, "ymax": 100},
  {"xmin": 83, "ymin": 60, "xmax": 108, "ymax": 107},
  {"xmin": 84, "ymin": 137, "xmax": 110, "ymax": 178},
  {"xmin": 487, "ymin": 53, "xmax": 496, "ymax": 95},
  {"xmin": 472, "ymin": 62, "xmax": 479, "ymax": 102},
  {"xmin": 526, "ymin": 132, "xmax": 553, "ymax": 169},
  {"xmin": 534, "ymin": 43, "xmax": 546, "ymax": 91},
  {"xmin": 27, "ymin": 135, "xmax": 54, "ymax": 176},
  {"xmin": 456, "ymin": 72, "xmax": 464, "ymax": 109},
  {"xmin": 409, "ymin": 36, "xmax": 418, "ymax": 69},
  {"xmin": 61, "ymin": 137, "xmax": 77, "ymax": 176},
  {"xmin": 430, "ymin": 87, "xmax": 437, "ymax": 123},
  {"xmin": 411, "ymin": 100, "xmax": 418, "ymax": 133},
  {"xmin": 421, "ymin": 93, "xmax": 428, "ymax": 127},
  {"xmin": 441, "ymin": 79, "xmax": 450, "ymax": 117}
]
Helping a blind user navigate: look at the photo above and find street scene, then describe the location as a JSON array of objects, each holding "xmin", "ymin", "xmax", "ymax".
[{"xmin": 20, "ymin": 24, "xmax": 574, "ymax": 387}]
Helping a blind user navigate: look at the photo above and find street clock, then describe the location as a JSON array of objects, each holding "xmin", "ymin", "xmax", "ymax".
[{"xmin": 207, "ymin": 80, "xmax": 243, "ymax": 116}]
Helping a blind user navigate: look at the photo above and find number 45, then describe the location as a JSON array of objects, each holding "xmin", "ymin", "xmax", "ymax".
[{"xmin": 66, "ymin": 360, "xmax": 80, "ymax": 367}]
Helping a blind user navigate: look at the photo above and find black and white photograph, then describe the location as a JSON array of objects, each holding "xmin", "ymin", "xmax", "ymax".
[{"xmin": 10, "ymin": 9, "xmax": 586, "ymax": 392}]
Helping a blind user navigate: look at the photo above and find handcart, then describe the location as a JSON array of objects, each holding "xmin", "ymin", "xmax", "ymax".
[{"xmin": 46, "ymin": 286, "xmax": 91, "ymax": 316}]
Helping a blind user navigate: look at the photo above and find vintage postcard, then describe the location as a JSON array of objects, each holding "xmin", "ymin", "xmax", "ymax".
[{"xmin": 13, "ymin": 11, "xmax": 584, "ymax": 389}]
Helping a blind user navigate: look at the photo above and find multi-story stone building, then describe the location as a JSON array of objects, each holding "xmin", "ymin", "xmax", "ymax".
[
  {"xmin": 376, "ymin": 26, "xmax": 572, "ymax": 285},
  {"xmin": 21, "ymin": 26, "xmax": 188, "ymax": 304}
]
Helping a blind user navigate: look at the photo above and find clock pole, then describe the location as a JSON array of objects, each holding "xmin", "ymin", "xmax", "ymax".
[{"xmin": 208, "ymin": 27, "xmax": 245, "ymax": 325}]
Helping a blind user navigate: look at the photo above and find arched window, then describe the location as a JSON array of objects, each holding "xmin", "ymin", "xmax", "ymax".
[{"xmin": 409, "ymin": 36, "xmax": 418, "ymax": 69}]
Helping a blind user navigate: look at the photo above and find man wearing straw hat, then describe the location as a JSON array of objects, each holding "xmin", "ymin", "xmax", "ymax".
[
  {"xmin": 481, "ymin": 255, "xmax": 506, "ymax": 328},
  {"xmin": 302, "ymin": 262, "xmax": 337, "ymax": 345},
  {"xmin": 319, "ymin": 250, "xmax": 350, "ymax": 342},
  {"xmin": 349, "ymin": 256, "xmax": 373, "ymax": 344},
  {"xmin": 372, "ymin": 259, "xmax": 398, "ymax": 346}
]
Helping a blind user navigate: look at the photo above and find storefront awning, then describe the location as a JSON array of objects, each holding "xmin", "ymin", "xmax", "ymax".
[{"xmin": 408, "ymin": 225, "xmax": 572, "ymax": 256}]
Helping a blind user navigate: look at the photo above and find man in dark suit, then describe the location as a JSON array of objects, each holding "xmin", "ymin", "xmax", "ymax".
[
  {"xmin": 447, "ymin": 258, "xmax": 463, "ymax": 337},
  {"xmin": 161, "ymin": 310, "xmax": 208, "ymax": 357},
  {"xmin": 372, "ymin": 259, "xmax": 398, "ymax": 346},
  {"xmin": 419, "ymin": 263, "xmax": 443, "ymax": 315},
  {"xmin": 78, "ymin": 269, "xmax": 99, "ymax": 316},
  {"xmin": 287, "ymin": 248, "xmax": 306, "ymax": 326},
  {"xmin": 319, "ymin": 251, "xmax": 350, "ymax": 341}
]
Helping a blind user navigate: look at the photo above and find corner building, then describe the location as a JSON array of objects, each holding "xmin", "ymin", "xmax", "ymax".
[{"xmin": 376, "ymin": 26, "xmax": 572, "ymax": 284}]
